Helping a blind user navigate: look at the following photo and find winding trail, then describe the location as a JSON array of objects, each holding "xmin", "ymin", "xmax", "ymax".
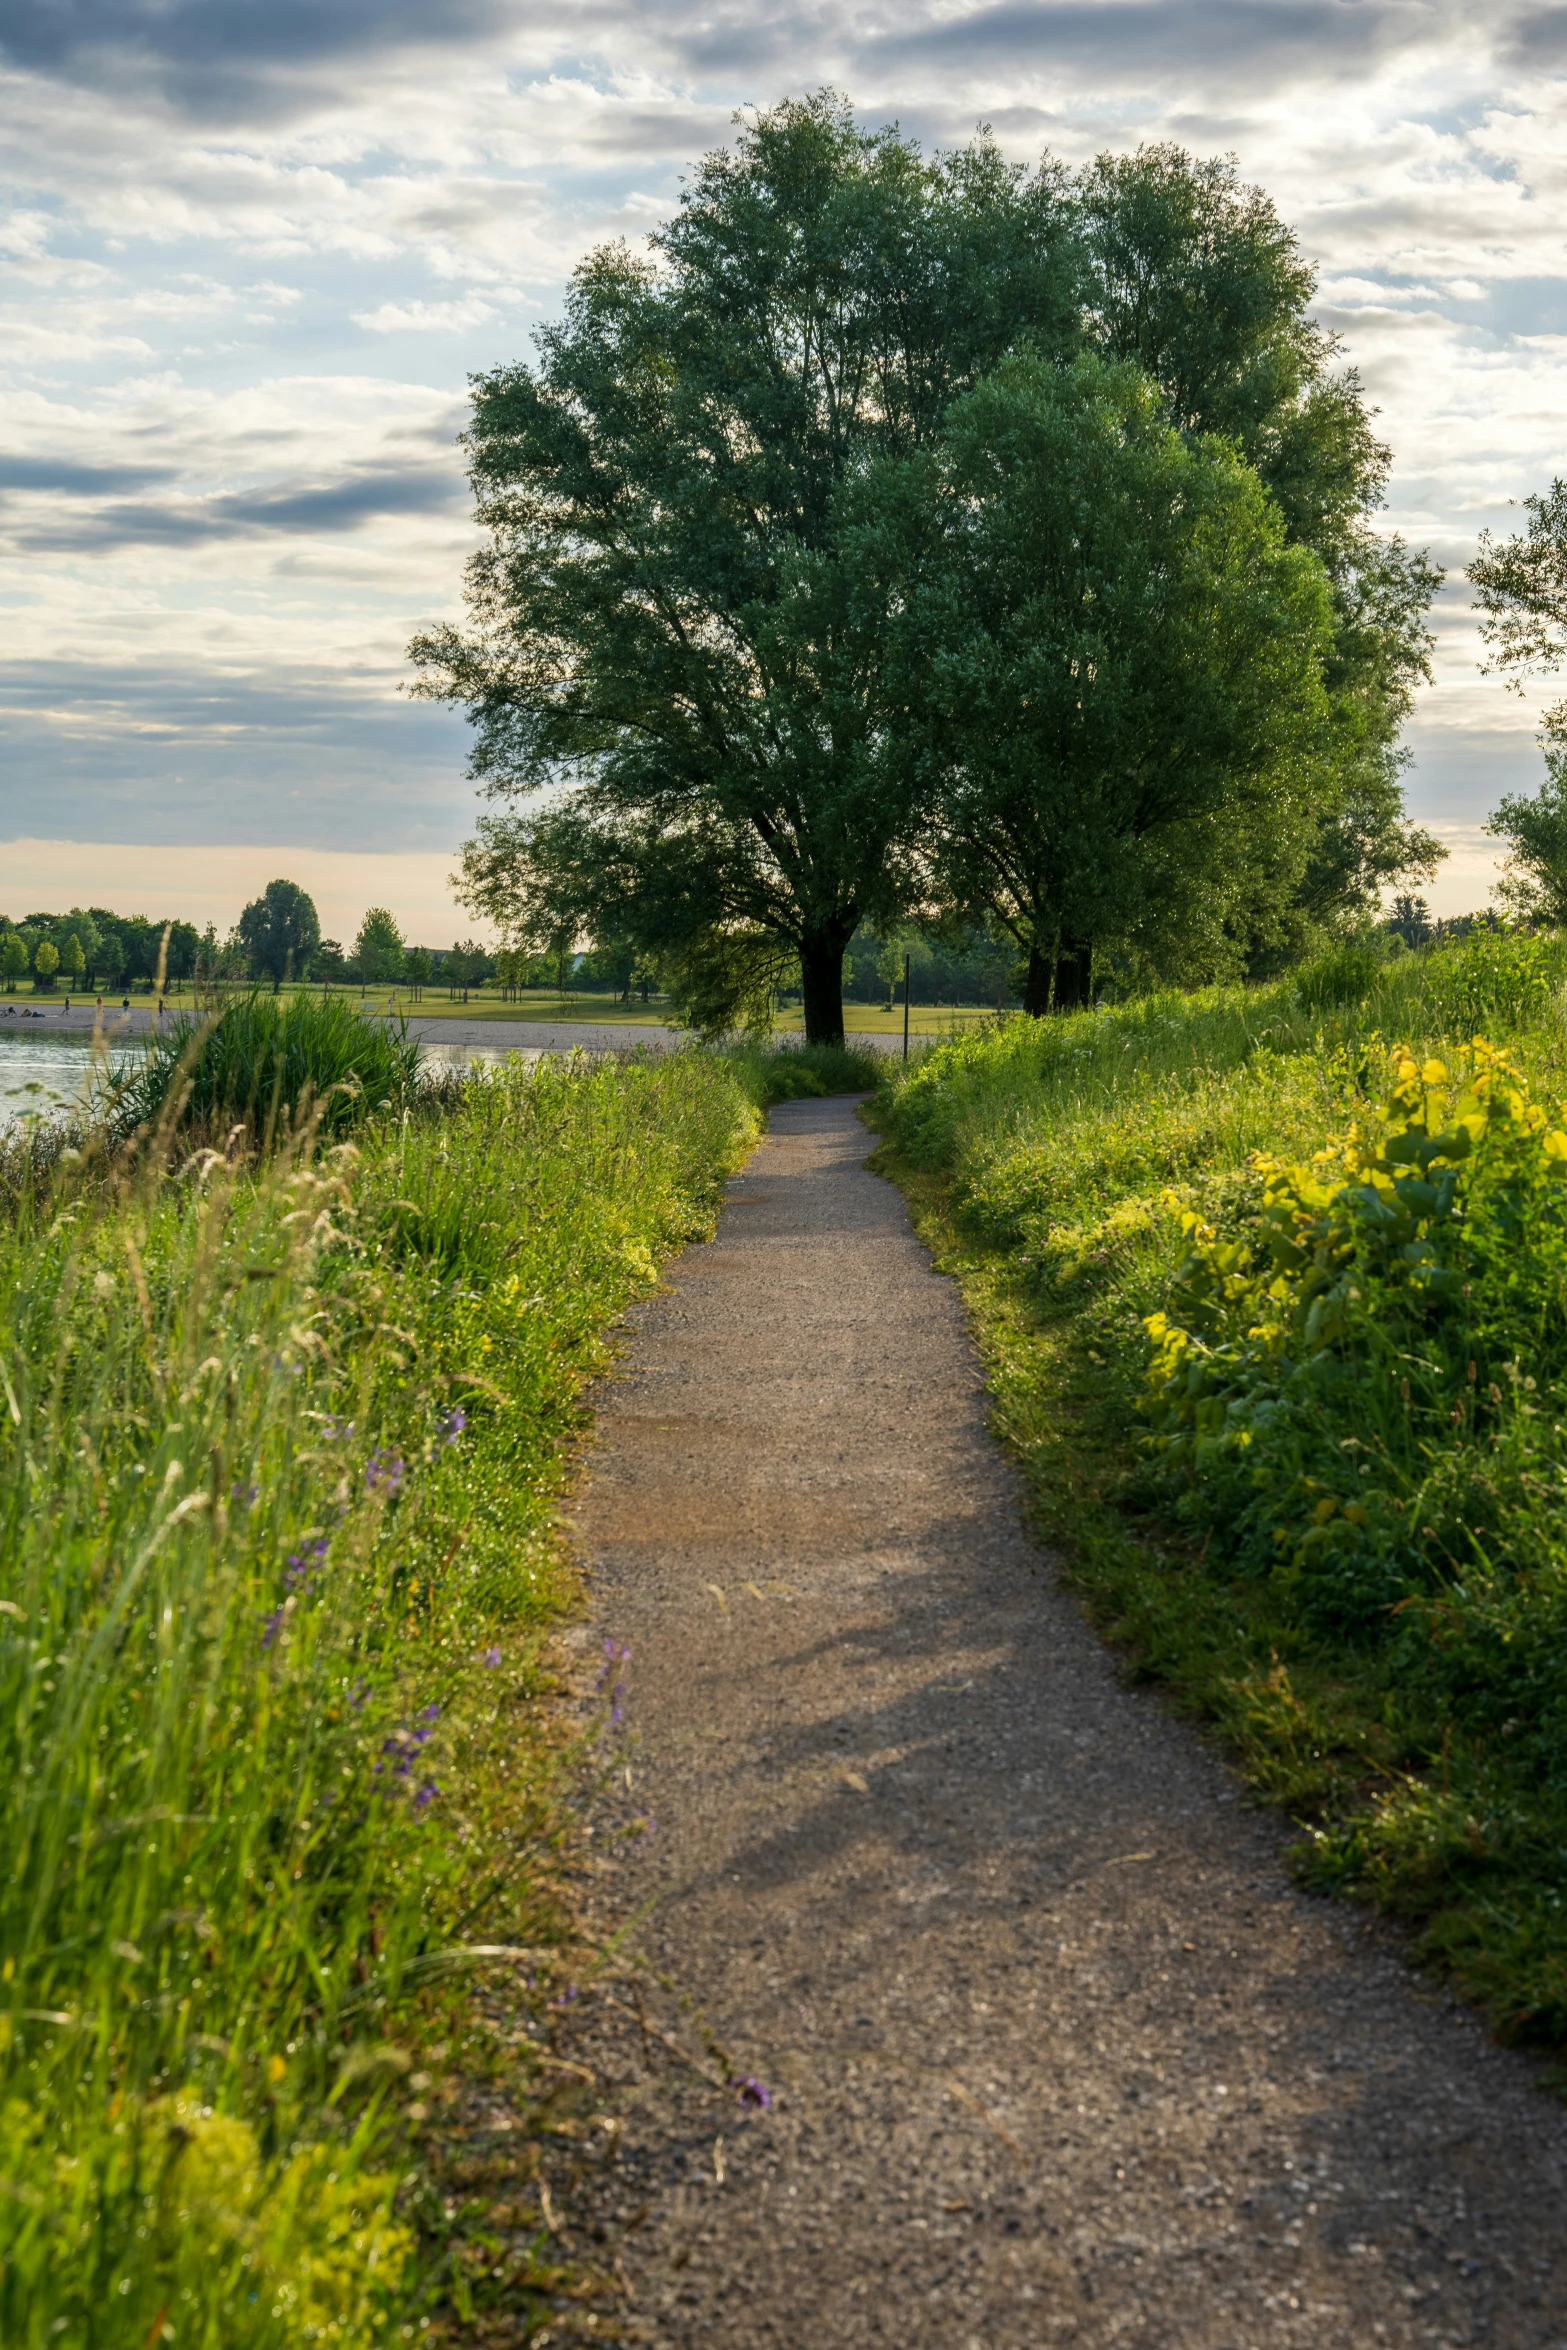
[{"xmin": 564, "ymin": 1095, "xmax": 1567, "ymax": 2348}]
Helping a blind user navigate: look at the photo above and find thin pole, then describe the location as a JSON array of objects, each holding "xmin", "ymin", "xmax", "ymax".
[{"xmin": 903, "ymin": 951, "xmax": 911, "ymax": 1061}]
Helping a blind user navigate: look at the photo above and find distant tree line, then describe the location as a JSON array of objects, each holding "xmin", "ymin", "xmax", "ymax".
[
  {"xmin": 0, "ymin": 907, "xmax": 201, "ymax": 994},
  {"xmin": 0, "ymin": 892, "xmax": 498, "ymax": 1001},
  {"xmin": 414, "ymin": 93, "xmax": 1446, "ymax": 1044}
]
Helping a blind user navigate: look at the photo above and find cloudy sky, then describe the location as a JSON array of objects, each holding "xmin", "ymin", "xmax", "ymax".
[{"xmin": 3, "ymin": 1, "xmax": 1566, "ymax": 938}]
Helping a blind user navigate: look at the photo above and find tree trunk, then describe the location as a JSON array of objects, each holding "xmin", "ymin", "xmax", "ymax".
[
  {"xmin": 1022, "ymin": 939, "xmax": 1052, "ymax": 1017},
  {"xmin": 800, "ymin": 926, "xmax": 851, "ymax": 1047},
  {"xmin": 1053, "ymin": 934, "xmax": 1094, "ymax": 1013}
]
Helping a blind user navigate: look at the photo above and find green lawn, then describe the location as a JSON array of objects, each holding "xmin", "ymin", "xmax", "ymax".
[{"xmin": 135, "ymin": 985, "xmax": 1016, "ymax": 1035}]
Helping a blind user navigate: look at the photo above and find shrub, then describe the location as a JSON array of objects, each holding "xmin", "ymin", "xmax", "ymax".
[
  {"xmin": 725, "ymin": 1039, "xmax": 886, "ymax": 1105},
  {"xmin": 113, "ymin": 992, "xmax": 422, "ymax": 1144}
]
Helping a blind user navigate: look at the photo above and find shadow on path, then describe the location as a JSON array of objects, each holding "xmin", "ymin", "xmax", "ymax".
[{"xmin": 562, "ymin": 1096, "xmax": 1567, "ymax": 2350}]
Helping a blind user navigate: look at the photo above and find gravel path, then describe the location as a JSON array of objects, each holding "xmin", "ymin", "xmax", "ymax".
[{"xmin": 558, "ymin": 1095, "xmax": 1567, "ymax": 2348}]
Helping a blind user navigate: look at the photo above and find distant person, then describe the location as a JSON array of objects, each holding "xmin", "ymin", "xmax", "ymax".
[{"xmin": 122, "ymin": 996, "xmax": 130, "ymax": 1012}]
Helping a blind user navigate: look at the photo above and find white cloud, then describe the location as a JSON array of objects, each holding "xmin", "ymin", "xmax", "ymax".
[
  {"xmin": 352, "ymin": 295, "xmax": 498, "ymax": 331},
  {"xmin": 0, "ymin": 4, "xmax": 1565, "ymax": 863}
]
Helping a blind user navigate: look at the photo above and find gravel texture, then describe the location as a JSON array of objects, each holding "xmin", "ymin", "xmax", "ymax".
[{"xmin": 551, "ymin": 1095, "xmax": 1567, "ymax": 2348}]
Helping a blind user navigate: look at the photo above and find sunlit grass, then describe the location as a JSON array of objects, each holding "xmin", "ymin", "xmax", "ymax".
[
  {"xmin": 0, "ymin": 1047, "xmax": 757, "ymax": 2343},
  {"xmin": 876, "ymin": 931, "xmax": 1567, "ymax": 2051}
]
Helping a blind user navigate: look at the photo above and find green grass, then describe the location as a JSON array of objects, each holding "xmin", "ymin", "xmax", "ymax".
[
  {"xmin": 110, "ymin": 991, "xmax": 425, "ymax": 1144},
  {"xmin": 0, "ymin": 1046, "xmax": 758, "ymax": 2344},
  {"xmin": 873, "ymin": 933, "xmax": 1567, "ymax": 2053},
  {"xmin": 723, "ymin": 1036, "xmax": 886, "ymax": 1105}
]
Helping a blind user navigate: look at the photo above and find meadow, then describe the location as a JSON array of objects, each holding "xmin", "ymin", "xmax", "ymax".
[
  {"xmin": 0, "ymin": 1016, "xmax": 761, "ymax": 2345},
  {"xmin": 876, "ymin": 930, "xmax": 1567, "ymax": 2054}
]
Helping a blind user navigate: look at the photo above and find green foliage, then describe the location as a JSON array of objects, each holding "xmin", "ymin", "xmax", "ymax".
[
  {"xmin": 1080, "ymin": 143, "xmax": 1446, "ymax": 942},
  {"xmin": 905, "ymin": 349, "xmax": 1337, "ymax": 1004},
  {"xmin": 1470, "ymin": 475, "xmax": 1567, "ymax": 684},
  {"xmin": 1293, "ymin": 938, "xmax": 1387, "ymax": 1010},
  {"xmin": 0, "ymin": 1047, "xmax": 758, "ymax": 2340},
  {"xmin": 237, "ymin": 879, "xmax": 322, "ymax": 989},
  {"xmin": 726, "ymin": 1038, "xmax": 884, "ymax": 1105},
  {"xmin": 33, "ymin": 939, "xmax": 58, "ymax": 988},
  {"xmin": 114, "ymin": 992, "xmax": 423, "ymax": 1144},
  {"xmin": 417, "ymin": 92, "xmax": 1083, "ymax": 1044},
  {"xmin": 876, "ymin": 930, "xmax": 1567, "ymax": 2045},
  {"xmin": 354, "ymin": 908, "xmax": 405, "ymax": 986},
  {"xmin": 1, "ymin": 933, "xmax": 27, "ymax": 991},
  {"xmin": 1487, "ymin": 767, "xmax": 1567, "ymax": 927}
]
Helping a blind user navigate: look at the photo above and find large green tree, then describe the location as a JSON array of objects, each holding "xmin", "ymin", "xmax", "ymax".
[
  {"xmin": 236, "ymin": 879, "xmax": 321, "ymax": 990},
  {"xmin": 901, "ymin": 352, "xmax": 1337, "ymax": 1010},
  {"xmin": 414, "ymin": 92, "xmax": 1082, "ymax": 1044},
  {"xmin": 1076, "ymin": 145, "xmax": 1442, "ymax": 955}
]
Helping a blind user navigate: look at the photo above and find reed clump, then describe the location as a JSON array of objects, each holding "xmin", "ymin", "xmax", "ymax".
[{"xmin": 110, "ymin": 991, "xmax": 425, "ymax": 1147}]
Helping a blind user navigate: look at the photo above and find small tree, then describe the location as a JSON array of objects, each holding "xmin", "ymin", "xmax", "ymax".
[
  {"xmin": 1387, "ymin": 893, "xmax": 1433, "ymax": 948},
  {"xmin": 314, "ymin": 939, "xmax": 347, "ymax": 989},
  {"xmin": 0, "ymin": 933, "xmax": 27, "ymax": 992},
  {"xmin": 237, "ymin": 879, "xmax": 321, "ymax": 991},
  {"xmin": 63, "ymin": 933, "xmax": 86, "ymax": 986},
  {"xmin": 33, "ymin": 939, "xmax": 59, "ymax": 991},
  {"xmin": 1486, "ymin": 769, "xmax": 1567, "ymax": 927},
  {"xmin": 404, "ymin": 946, "xmax": 432, "ymax": 1001},
  {"xmin": 355, "ymin": 907, "xmax": 405, "ymax": 986}
]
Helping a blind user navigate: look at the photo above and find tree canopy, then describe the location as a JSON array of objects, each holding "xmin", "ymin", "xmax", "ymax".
[
  {"xmin": 237, "ymin": 879, "xmax": 321, "ymax": 989},
  {"xmin": 417, "ymin": 95, "xmax": 1441, "ymax": 1037},
  {"xmin": 415, "ymin": 91, "xmax": 1083, "ymax": 1042},
  {"xmin": 901, "ymin": 351, "xmax": 1336, "ymax": 1008}
]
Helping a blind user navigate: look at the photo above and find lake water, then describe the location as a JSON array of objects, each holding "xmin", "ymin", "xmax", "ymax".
[
  {"xmin": 0, "ymin": 1032, "xmax": 523, "ymax": 1136},
  {"xmin": 0, "ymin": 1033, "xmax": 129, "ymax": 1133}
]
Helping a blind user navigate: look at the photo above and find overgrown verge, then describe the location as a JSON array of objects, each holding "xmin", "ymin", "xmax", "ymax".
[
  {"xmin": 0, "ymin": 1047, "xmax": 758, "ymax": 2345},
  {"xmin": 723, "ymin": 1037, "xmax": 886, "ymax": 1105},
  {"xmin": 873, "ymin": 931, "xmax": 1567, "ymax": 2054}
]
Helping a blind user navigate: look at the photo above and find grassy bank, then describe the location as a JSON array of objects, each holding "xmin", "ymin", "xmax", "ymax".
[
  {"xmin": 0, "ymin": 1044, "xmax": 757, "ymax": 2345},
  {"xmin": 874, "ymin": 931, "xmax": 1567, "ymax": 2053}
]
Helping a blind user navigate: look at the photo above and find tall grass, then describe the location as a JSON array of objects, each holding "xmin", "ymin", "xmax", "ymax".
[
  {"xmin": 111, "ymin": 992, "xmax": 424, "ymax": 1145},
  {"xmin": 0, "ymin": 1048, "xmax": 757, "ymax": 2344},
  {"xmin": 876, "ymin": 930, "xmax": 1567, "ymax": 2048},
  {"xmin": 723, "ymin": 1037, "xmax": 886, "ymax": 1104}
]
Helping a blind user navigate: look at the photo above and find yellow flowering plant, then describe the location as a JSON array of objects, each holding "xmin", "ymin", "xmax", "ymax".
[{"xmin": 1143, "ymin": 1040, "xmax": 1567, "ymax": 1632}]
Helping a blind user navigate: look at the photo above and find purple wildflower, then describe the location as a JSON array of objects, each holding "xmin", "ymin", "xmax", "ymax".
[
  {"xmin": 481, "ymin": 1646, "xmax": 503, "ymax": 1667},
  {"xmin": 595, "ymin": 1637, "xmax": 631, "ymax": 1694},
  {"xmin": 260, "ymin": 1606, "xmax": 285, "ymax": 1650},
  {"xmin": 439, "ymin": 1408, "xmax": 466, "ymax": 1445},
  {"xmin": 732, "ymin": 2077, "xmax": 772, "ymax": 2110},
  {"xmin": 284, "ymin": 1535, "xmax": 329, "ymax": 1595},
  {"xmin": 230, "ymin": 1481, "xmax": 259, "ymax": 1511},
  {"xmin": 413, "ymin": 1782, "xmax": 439, "ymax": 1810},
  {"xmin": 365, "ymin": 1450, "xmax": 404, "ymax": 1495}
]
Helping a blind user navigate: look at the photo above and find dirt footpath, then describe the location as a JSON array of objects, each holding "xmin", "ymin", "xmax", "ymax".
[{"xmin": 563, "ymin": 1095, "xmax": 1567, "ymax": 2349}]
